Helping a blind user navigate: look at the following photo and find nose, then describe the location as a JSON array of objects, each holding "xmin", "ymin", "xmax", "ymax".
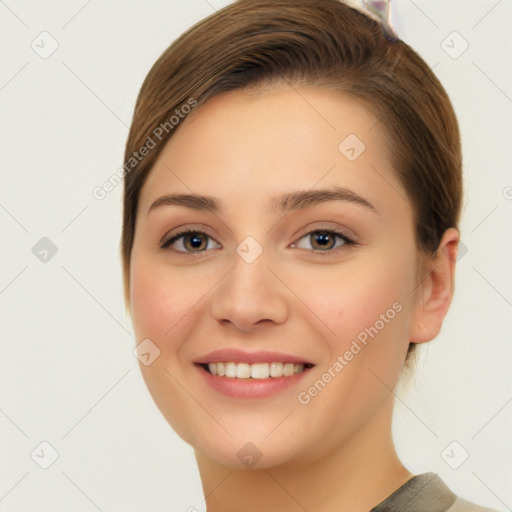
[{"xmin": 209, "ymin": 249, "xmax": 289, "ymax": 333}]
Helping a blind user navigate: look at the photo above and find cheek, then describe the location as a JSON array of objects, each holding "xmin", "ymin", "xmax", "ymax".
[
  {"xmin": 130, "ymin": 255, "xmax": 201, "ymax": 341},
  {"xmin": 291, "ymin": 260, "xmax": 414, "ymax": 440},
  {"xmin": 299, "ymin": 249, "xmax": 415, "ymax": 350},
  {"xmin": 130, "ymin": 263, "xmax": 168, "ymax": 340},
  {"xmin": 129, "ymin": 253, "xmax": 206, "ymax": 446},
  {"xmin": 296, "ymin": 246, "xmax": 416, "ymax": 405}
]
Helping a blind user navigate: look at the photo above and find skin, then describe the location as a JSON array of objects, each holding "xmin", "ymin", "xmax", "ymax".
[{"xmin": 129, "ymin": 86, "xmax": 459, "ymax": 511}]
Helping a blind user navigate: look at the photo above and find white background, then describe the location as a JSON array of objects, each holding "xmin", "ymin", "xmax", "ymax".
[{"xmin": 1, "ymin": 1, "xmax": 511, "ymax": 510}]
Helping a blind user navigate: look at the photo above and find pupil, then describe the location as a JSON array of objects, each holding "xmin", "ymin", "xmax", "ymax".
[
  {"xmin": 188, "ymin": 233, "xmax": 205, "ymax": 250},
  {"xmin": 314, "ymin": 232, "xmax": 333, "ymax": 249}
]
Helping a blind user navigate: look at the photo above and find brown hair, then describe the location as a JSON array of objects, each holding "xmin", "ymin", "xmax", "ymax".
[{"xmin": 120, "ymin": 0, "xmax": 462, "ymax": 361}]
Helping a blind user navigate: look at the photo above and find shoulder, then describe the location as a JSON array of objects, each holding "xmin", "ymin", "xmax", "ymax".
[
  {"xmin": 447, "ymin": 496, "xmax": 502, "ymax": 512},
  {"xmin": 371, "ymin": 472, "xmax": 502, "ymax": 512}
]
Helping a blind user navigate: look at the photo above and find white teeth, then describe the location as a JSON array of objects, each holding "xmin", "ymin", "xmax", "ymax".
[
  {"xmin": 236, "ymin": 363, "xmax": 251, "ymax": 379},
  {"xmin": 204, "ymin": 362, "xmax": 306, "ymax": 378},
  {"xmin": 283, "ymin": 363, "xmax": 294, "ymax": 376},
  {"xmin": 225, "ymin": 362, "xmax": 236, "ymax": 377},
  {"xmin": 269, "ymin": 362, "xmax": 283, "ymax": 377},
  {"xmin": 251, "ymin": 363, "xmax": 269, "ymax": 379}
]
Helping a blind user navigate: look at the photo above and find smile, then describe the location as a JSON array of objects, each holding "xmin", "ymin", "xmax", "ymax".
[
  {"xmin": 194, "ymin": 349, "xmax": 315, "ymax": 398},
  {"xmin": 202, "ymin": 361, "xmax": 313, "ymax": 379},
  {"xmin": 195, "ymin": 359, "xmax": 314, "ymax": 399}
]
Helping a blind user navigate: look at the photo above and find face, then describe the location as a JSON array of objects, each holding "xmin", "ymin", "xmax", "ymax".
[{"xmin": 129, "ymin": 86, "xmax": 422, "ymax": 469}]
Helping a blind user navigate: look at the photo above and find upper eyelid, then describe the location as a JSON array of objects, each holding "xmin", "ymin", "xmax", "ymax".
[
  {"xmin": 160, "ymin": 224, "xmax": 217, "ymax": 245},
  {"xmin": 162, "ymin": 220, "xmax": 354, "ymax": 242},
  {"xmin": 295, "ymin": 224, "xmax": 354, "ymax": 241}
]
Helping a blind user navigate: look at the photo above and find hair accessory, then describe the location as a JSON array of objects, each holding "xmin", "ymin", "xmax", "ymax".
[{"xmin": 362, "ymin": 0, "xmax": 398, "ymax": 41}]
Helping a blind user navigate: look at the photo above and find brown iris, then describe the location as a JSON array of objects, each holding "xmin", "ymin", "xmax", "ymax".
[
  {"xmin": 183, "ymin": 232, "xmax": 208, "ymax": 252},
  {"xmin": 309, "ymin": 231, "xmax": 336, "ymax": 251}
]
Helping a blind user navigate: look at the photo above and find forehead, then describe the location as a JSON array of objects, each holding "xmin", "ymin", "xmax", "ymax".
[{"xmin": 138, "ymin": 86, "xmax": 406, "ymax": 217}]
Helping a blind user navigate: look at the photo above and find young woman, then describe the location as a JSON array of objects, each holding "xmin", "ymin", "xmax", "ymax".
[{"xmin": 120, "ymin": 1, "xmax": 500, "ymax": 510}]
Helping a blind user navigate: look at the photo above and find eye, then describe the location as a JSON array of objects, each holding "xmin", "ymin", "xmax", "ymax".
[
  {"xmin": 290, "ymin": 229, "xmax": 354, "ymax": 253},
  {"xmin": 160, "ymin": 230, "xmax": 221, "ymax": 253},
  {"xmin": 160, "ymin": 228, "xmax": 354, "ymax": 255}
]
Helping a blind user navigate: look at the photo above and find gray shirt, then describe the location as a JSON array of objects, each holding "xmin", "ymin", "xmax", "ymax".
[{"xmin": 371, "ymin": 473, "xmax": 500, "ymax": 511}]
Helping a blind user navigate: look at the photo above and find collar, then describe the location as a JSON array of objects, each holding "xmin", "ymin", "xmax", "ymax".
[{"xmin": 371, "ymin": 473, "xmax": 456, "ymax": 512}]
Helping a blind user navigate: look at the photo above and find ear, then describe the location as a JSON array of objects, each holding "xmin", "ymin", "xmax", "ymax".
[{"xmin": 409, "ymin": 228, "xmax": 460, "ymax": 344}]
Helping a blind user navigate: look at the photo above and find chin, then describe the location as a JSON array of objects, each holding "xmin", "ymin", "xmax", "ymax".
[{"xmin": 193, "ymin": 435, "xmax": 304, "ymax": 471}]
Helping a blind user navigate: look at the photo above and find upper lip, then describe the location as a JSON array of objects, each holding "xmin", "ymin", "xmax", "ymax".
[{"xmin": 195, "ymin": 348, "xmax": 314, "ymax": 365}]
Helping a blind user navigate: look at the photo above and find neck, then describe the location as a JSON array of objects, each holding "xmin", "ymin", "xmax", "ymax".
[{"xmin": 195, "ymin": 396, "xmax": 414, "ymax": 512}]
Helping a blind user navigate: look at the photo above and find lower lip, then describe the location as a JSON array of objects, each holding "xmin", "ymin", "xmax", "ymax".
[{"xmin": 195, "ymin": 364, "xmax": 311, "ymax": 399}]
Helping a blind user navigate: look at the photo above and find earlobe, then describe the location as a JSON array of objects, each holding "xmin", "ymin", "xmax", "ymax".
[{"xmin": 409, "ymin": 228, "xmax": 460, "ymax": 344}]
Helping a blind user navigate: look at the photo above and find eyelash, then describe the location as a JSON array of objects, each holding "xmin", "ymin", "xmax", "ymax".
[{"xmin": 160, "ymin": 228, "xmax": 356, "ymax": 255}]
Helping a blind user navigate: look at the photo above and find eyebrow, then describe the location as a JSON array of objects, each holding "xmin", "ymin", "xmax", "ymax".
[{"xmin": 146, "ymin": 186, "xmax": 378, "ymax": 216}]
